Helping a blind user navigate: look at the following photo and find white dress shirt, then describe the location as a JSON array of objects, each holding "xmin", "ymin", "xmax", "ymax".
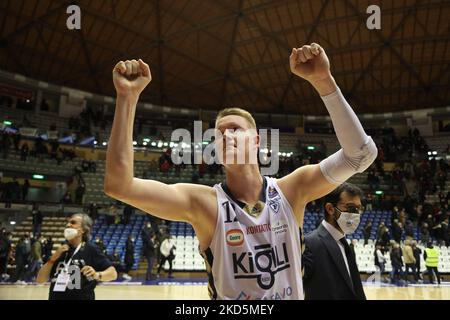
[{"xmin": 322, "ymin": 220, "xmax": 351, "ymax": 277}]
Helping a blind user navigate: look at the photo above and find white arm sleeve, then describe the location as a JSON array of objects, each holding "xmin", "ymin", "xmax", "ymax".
[{"xmin": 318, "ymin": 88, "xmax": 378, "ymax": 185}]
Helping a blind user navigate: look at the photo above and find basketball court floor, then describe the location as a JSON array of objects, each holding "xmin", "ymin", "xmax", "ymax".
[{"xmin": 1, "ymin": 282, "xmax": 449, "ymax": 300}]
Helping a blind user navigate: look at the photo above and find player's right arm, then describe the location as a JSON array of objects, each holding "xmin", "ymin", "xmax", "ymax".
[{"xmin": 104, "ymin": 59, "xmax": 210, "ymax": 225}]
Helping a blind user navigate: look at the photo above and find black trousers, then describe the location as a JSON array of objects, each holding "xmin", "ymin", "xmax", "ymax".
[
  {"xmin": 405, "ymin": 263, "xmax": 418, "ymax": 281},
  {"xmin": 426, "ymin": 266, "xmax": 441, "ymax": 284},
  {"xmin": 157, "ymin": 255, "xmax": 174, "ymax": 275},
  {"xmin": 0, "ymin": 256, "xmax": 7, "ymax": 274}
]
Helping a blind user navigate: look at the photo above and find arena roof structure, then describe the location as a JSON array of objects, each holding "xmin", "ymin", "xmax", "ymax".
[{"xmin": 0, "ymin": 0, "xmax": 449, "ymax": 115}]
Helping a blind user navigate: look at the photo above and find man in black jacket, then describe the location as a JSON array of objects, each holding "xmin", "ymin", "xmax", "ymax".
[
  {"xmin": 390, "ymin": 242, "xmax": 405, "ymax": 285},
  {"xmin": 303, "ymin": 183, "xmax": 366, "ymax": 300},
  {"xmin": 141, "ymin": 223, "xmax": 158, "ymax": 281}
]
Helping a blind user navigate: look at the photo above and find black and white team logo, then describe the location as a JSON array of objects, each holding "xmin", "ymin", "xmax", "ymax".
[
  {"xmin": 267, "ymin": 187, "xmax": 281, "ymax": 213},
  {"xmin": 232, "ymin": 242, "xmax": 290, "ymax": 290},
  {"xmin": 268, "ymin": 200, "xmax": 280, "ymax": 213}
]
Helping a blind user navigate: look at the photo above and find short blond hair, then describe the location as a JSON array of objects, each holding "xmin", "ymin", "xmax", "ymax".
[{"xmin": 215, "ymin": 107, "xmax": 257, "ymax": 129}]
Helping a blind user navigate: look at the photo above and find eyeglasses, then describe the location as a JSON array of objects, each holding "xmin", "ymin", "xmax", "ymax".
[{"xmin": 335, "ymin": 204, "xmax": 365, "ymax": 214}]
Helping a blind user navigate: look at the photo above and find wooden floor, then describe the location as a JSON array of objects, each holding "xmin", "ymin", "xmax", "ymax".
[{"xmin": 1, "ymin": 284, "xmax": 449, "ymax": 300}]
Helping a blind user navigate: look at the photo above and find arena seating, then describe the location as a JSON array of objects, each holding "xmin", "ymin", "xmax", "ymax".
[
  {"xmin": 10, "ymin": 213, "xmax": 145, "ymax": 271},
  {"xmin": 90, "ymin": 214, "xmax": 146, "ymax": 270},
  {"xmin": 166, "ymin": 210, "xmax": 450, "ymax": 274}
]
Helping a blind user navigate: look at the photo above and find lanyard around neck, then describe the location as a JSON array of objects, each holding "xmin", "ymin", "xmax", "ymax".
[{"xmin": 63, "ymin": 243, "xmax": 82, "ymax": 271}]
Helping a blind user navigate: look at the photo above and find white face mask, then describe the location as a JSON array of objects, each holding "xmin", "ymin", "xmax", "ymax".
[
  {"xmin": 335, "ymin": 208, "xmax": 361, "ymax": 235},
  {"xmin": 64, "ymin": 228, "xmax": 79, "ymax": 240}
]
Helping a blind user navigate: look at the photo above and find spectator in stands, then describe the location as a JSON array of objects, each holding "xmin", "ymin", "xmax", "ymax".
[
  {"xmin": 22, "ymin": 179, "xmax": 30, "ymax": 201},
  {"xmin": 61, "ymin": 191, "xmax": 72, "ymax": 204},
  {"xmin": 0, "ymin": 231, "xmax": 12, "ymax": 282},
  {"xmin": 378, "ymin": 225, "xmax": 390, "ymax": 248},
  {"xmin": 1, "ymin": 132, "xmax": 11, "ymax": 159},
  {"xmin": 404, "ymin": 219, "xmax": 414, "ymax": 240},
  {"xmin": 89, "ymin": 161, "xmax": 96, "ymax": 173},
  {"xmin": 157, "ymin": 235, "xmax": 176, "ymax": 279},
  {"xmin": 160, "ymin": 159, "xmax": 171, "ymax": 177},
  {"xmin": 109, "ymin": 249, "xmax": 125, "ymax": 279},
  {"xmin": 123, "ymin": 235, "xmax": 134, "ymax": 281},
  {"xmin": 25, "ymin": 235, "xmax": 43, "ymax": 282},
  {"xmin": 377, "ymin": 222, "xmax": 385, "ymax": 239},
  {"xmin": 20, "ymin": 143, "xmax": 29, "ymax": 161},
  {"xmin": 402, "ymin": 240, "xmax": 418, "ymax": 283},
  {"xmin": 363, "ymin": 220, "xmax": 372, "ymax": 245},
  {"xmin": 391, "ymin": 206, "xmax": 400, "ymax": 224},
  {"xmin": 424, "ymin": 214, "xmax": 434, "ymax": 233},
  {"xmin": 367, "ymin": 170, "xmax": 380, "ymax": 190},
  {"xmin": 105, "ymin": 205, "xmax": 117, "ymax": 225},
  {"xmin": 424, "ymin": 242, "xmax": 440, "ymax": 285},
  {"xmin": 122, "ymin": 204, "xmax": 134, "ymax": 225},
  {"xmin": 421, "ymin": 223, "xmax": 430, "ymax": 244},
  {"xmin": 389, "ymin": 242, "xmax": 404, "ymax": 285},
  {"xmin": 412, "ymin": 241, "xmax": 422, "ymax": 281},
  {"xmin": 12, "ymin": 236, "xmax": 28, "ymax": 284},
  {"xmin": 31, "ymin": 203, "xmax": 43, "ymax": 238},
  {"xmin": 374, "ymin": 243, "xmax": 386, "ymax": 277},
  {"xmin": 81, "ymin": 160, "xmax": 90, "ymax": 172},
  {"xmin": 366, "ymin": 193, "xmax": 373, "ymax": 212},
  {"xmin": 442, "ymin": 218, "xmax": 449, "ymax": 246},
  {"xmin": 399, "ymin": 208, "xmax": 407, "ymax": 226},
  {"xmin": 392, "ymin": 220, "xmax": 403, "ymax": 244},
  {"xmin": 75, "ymin": 185, "xmax": 85, "ymax": 205},
  {"xmin": 42, "ymin": 236, "xmax": 53, "ymax": 264},
  {"xmin": 11, "ymin": 178, "xmax": 20, "ymax": 202},
  {"xmin": 88, "ymin": 202, "xmax": 99, "ymax": 221},
  {"xmin": 3, "ymin": 180, "xmax": 12, "ymax": 208},
  {"xmin": 36, "ymin": 213, "xmax": 117, "ymax": 300}
]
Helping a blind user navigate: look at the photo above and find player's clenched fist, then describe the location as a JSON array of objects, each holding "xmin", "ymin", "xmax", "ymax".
[
  {"xmin": 113, "ymin": 59, "xmax": 152, "ymax": 97},
  {"xmin": 289, "ymin": 43, "xmax": 331, "ymax": 84}
]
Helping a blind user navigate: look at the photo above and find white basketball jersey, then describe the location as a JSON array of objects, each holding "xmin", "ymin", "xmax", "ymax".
[{"xmin": 201, "ymin": 177, "xmax": 304, "ymax": 300}]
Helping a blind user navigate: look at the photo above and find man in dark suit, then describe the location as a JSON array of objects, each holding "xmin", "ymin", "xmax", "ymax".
[{"xmin": 303, "ymin": 183, "xmax": 366, "ymax": 300}]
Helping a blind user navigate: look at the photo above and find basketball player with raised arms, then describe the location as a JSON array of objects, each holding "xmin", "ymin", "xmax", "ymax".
[{"xmin": 105, "ymin": 43, "xmax": 377, "ymax": 300}]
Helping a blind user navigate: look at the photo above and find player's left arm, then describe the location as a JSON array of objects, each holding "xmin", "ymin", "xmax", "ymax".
[{"xmin": 278, "ymin": 43, "xmax": 378, "ymax": 222}]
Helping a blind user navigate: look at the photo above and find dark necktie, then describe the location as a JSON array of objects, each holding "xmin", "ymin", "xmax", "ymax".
[{"xmin": 339, "ymin": 238, "xmax": 357, "ymax": 290}]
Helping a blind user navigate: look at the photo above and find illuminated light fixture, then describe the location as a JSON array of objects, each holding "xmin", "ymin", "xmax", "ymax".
[
  {"xmin": 307, "ymin": 146, "xmax": 315, "ymax": 150},
  {"xmin": 102, "ymin": 142, "xmax": 107, "ymax": 146},
  {"xmin": 151, "ymin": 142, "xmax": 156, "ymax": 147},
  {"xmin": 143, "ymin": 138, "xmax": 151, "ymax": 142},
  {"xmin": 133, "ymin": 141, "xmax": 137, "ymax": 146},
  {"xmin": 33, "ymin": 174, "xmax": 44, "ymax": 180},
  {"xmin": 143, "ymin": 142, "xmax": 148, "ymax": 146},
  {"xmin": 94, "ymin": 141, "xmax": 98, "ymax": 145},
  {"xmin": 157, "ymin": 141, "xmax": 163, "ymax": 148},
  {"xmin": 375, "ymin": 190, "xmax": 383, "ymax": 195},
  {"xmin": 3, "ymin": 120, "xmax": 12, "ymax": 126}
]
